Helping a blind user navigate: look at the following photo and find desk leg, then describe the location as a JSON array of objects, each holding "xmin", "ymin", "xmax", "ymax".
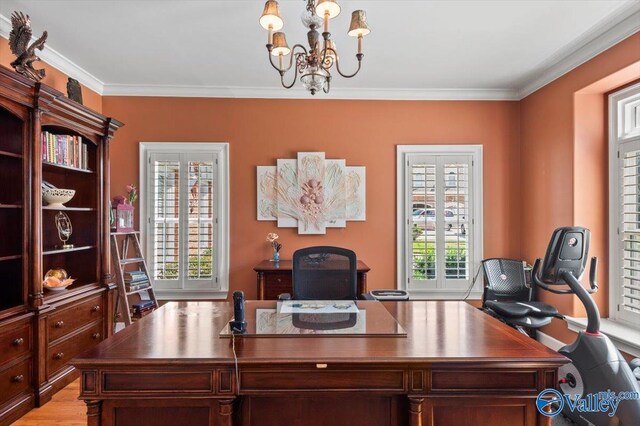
[
  {"xmin": 85, "ymin": 400, "xmax": 102, "ymax": 426},
  {"xmin": 218, "ymin": 398, "xmax": 235, "ymax": 426},
  {"xmin": 257, "ymin": 272, "xmax": 265, "ymax": 300},
  {"xmin": 409, "ymin": 397, "xmax": 424, "ymax": 426}
]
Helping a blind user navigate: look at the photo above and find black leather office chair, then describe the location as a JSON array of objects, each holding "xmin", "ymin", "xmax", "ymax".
[
  {"xmin": 481, "ymin": 258, "xmax": 560, "ymax": 335},
  {"xmin": 286, "ymin": 246, "xmax": 358, "ymax": 300}
]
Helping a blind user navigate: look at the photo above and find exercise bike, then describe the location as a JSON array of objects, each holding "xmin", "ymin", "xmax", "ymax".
[{"xmin": 481, "ymin": 227, "xmax": 640, "ymax": 425}]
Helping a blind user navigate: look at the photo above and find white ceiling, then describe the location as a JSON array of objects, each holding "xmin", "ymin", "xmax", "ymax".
[{"xmin": 0, "ymin": 0, "xmax": 638, "ymax": 99}]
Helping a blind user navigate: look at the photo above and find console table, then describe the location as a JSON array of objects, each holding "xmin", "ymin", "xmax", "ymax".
[{"xmin": 254, "ymin": 259, "xmax": 370, "ymax": 300}]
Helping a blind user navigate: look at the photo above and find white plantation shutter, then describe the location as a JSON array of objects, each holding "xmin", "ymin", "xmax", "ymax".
[
  {"xmin": 621, "ymin": 145, "xmax": 640, "ymax": 316},
  {"xmin": 399, "ymin": 146, "xmax": 482, "ymax": 298},
  {"xmin": 145, "ymin": 145, "xmax": 227, "ymax": 298},
  {"xmin": 151, "ymin": 156, "xmax": 181, "ymax": 284},
  {"xmin": 611, "ymin": 83, "xmax": 640, "ymax": 326},
  {"xmin": 185, "ymin": 159, "xmax": 215, "ymax": 286}
]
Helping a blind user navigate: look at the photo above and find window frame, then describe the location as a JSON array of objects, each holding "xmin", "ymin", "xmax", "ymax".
[
  {"xmin": 396, "ymin": 145, "xmax": 483, "ymax": 299},
  {"xmin": 609, "ymin": 82, "xmax": 640, "ymax": 328},
  {"xmin": 139, "ymin": 142, "xmax": 230, "ymax": 300}
]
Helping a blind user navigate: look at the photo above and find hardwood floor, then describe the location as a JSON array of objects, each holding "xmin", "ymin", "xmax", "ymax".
[{"xmin": 12, "ymin": 380, "xmax": 85, "ymax": 426}]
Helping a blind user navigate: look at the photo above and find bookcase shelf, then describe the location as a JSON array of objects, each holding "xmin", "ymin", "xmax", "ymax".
[
  {"xmin": 43, "ymin": 245, "xmax": 96, "ymax": 256},
  {"xmin": 42, "ymin": 206, "xmax": 95, "ymax": 211},
  {"xmin": 0, "ymin": 149, "xmax": 23, "ymax": 159},
  {"xmin": 0, "ymin": 254, "xmax": 22, "ymax": 261},
  {"xmin": 0, "ymin": 64, "xmax": 123, "ymax": 422},
  {"xmin": 42, "ymin": 161, "xmax": 94, "ymax": 174}
]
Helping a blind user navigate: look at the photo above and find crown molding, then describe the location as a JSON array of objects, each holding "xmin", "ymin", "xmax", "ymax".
[
  {"xmin": 1, "ymin": 1, "xmax": 638, "ymax": 101},
  {"xmin": 102, "ymin": 83, "xmax": 519, "ymax": 100},
  {"xmin": 517, "ymin": 2, "xmax": 640, "ymax": 99},
  {"xmin": 0, "ymin": 14, "xmax": 105, "ymax": 94}
]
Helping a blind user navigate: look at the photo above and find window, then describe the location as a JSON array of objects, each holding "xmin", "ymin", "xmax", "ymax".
[
  {"xmin": 397, "ymin": 145, "xmax": 483, "ymax": 298},
  {"xmin": 610, "ymin": 83, "xmax": 640, "ymax": 327},
  {"xmin": 140, "ymin": 143, "xmax": 229, "ymax": 299}
]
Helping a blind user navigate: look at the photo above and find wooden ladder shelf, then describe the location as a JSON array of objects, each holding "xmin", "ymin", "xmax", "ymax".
[{"xmin": 111, "ymin": 232, "xmax": 158, "ymax": 326}]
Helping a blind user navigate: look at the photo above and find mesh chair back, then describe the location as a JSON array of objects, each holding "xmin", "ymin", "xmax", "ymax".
[
  {"xmin": 292, "ymin": 246, "xmax": 357, "ymax": 300},
  {"xmin": 482, "ymin": 258, "xmax": 531, "ymax": 304}
]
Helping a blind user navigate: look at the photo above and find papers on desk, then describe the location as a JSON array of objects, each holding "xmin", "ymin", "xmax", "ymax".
[
  {"xmin": 256, "ymin": 308, "xmax": 366, "ymax": 335},
  {"xmin": 278, "ymin": 300, "xmax": 358, "ymax": 314}
]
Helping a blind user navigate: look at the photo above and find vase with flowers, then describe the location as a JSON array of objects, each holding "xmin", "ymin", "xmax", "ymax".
[
  {"xmin": 126, "ymin": 184, "xmax": 138, "ymax": 204},
  {"xmin": 266, "ymin": 233, "xmax": 282, "ymax": 262}
]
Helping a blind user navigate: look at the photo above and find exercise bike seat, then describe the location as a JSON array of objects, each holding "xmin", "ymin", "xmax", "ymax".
[
  {"xmin": 481, "ymin": 259, "xmax": 559, "ymax": 331},
  {"xmin": 485, "ymin": 300, "xmax": 558, "ymax": 318}
]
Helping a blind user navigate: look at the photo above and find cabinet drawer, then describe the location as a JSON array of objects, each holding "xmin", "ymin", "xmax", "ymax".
[
  {"xmin": 48, "ymin": 295, "xmax": 103, "ymax": 343},
  {"xmin": 264, "ymin": 272, "xmax": 292, "ymax": 300},
  {"xmin": 0, "ymin": 359, "xmax": 31, "ymax": 404},
  {"xmin": 0, "ymin": 320, "xmax": 31, "ymax": 366},
  {"xmin": 48, "ymin": 322, "xmax": 103, "ymax": 377}
]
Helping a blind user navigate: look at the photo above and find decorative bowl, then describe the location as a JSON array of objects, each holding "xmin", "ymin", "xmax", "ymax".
[
  {"xmin": 43, "ymin": 188, "xmax": 75, "ymax": 208},
  {"xmin": 43, "ymin": 269, "xmax": 75, "ymax": 291}
]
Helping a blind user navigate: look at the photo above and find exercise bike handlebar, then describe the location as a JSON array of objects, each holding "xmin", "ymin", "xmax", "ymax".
[{"xmin": 532, "ymin": 257, "xmax": 600, "ymax": 333}]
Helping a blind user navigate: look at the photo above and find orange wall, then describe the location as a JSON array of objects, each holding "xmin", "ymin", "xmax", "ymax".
[
  {"xmin": 103, "ymin": 97, "xmax": 522, "ymax": 299},
  {"xmin": 520, "ymin": 33, "xmax": 640, "ymax": 343},
  {"xmin": 0, "ymin": 37, "xmax": 102, "ymax": 112}
]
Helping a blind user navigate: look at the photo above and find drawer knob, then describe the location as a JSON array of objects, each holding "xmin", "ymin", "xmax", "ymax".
[
  {"xmin": 54, "ymin": 321, "xmax": 64, "ymax": 328},
  {"xmin": 54, "ymin": 352, "xmax": 64, "ymax": 360},
  {"xmin": 12, "ymin": 337, "xmax": 24, "ymax": 346},
  {"xmin": 92, "ymin": 333, "xmax": 101, "ymax": 340},
  {"xmin": 91, "ymin": 305, "xmax": 101, "ymax": 312},
  {"xmin": 276, "ymin": 278, "xmax": 281, "ymax": 283},
  {"xmin": 11, "ymin": 375, "xmax": 24, "ymax": 383}
]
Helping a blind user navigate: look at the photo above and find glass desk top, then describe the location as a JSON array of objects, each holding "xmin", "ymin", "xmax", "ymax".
[{"xmin": 220, "ymin": 300, "xmax": 407, "ymax": 337}]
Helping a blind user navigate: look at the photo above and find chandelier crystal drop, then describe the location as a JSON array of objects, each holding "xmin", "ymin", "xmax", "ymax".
[{"xmin": 259, "ymin": 0, "xmax": 371, "ymax": 95}]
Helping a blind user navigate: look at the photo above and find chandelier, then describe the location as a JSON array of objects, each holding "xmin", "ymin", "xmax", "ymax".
[{"xmin": 259, "ymin": 0, "xmax": 371, "ymax": 95}]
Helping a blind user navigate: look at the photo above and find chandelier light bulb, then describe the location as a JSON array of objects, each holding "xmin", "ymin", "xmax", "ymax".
[
  {"xmin": 260, "ymin": 0, "xmax": 284, "ymax": 31},
  {"xmin": 348, "ymin": 10, "xmax": 370, "ymax": 37},
  {"xmin": 315, "ymin": 0, "xmax": 341, "ymax": 20},
  {"xmin": 270, "ymin": 32, "xmax": 291, "ymax": 57}
]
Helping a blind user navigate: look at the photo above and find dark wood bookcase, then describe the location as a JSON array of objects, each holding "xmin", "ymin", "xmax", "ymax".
[{"xmin": 0, "ymin": 65, "xmax": 122, "ymax": 424}]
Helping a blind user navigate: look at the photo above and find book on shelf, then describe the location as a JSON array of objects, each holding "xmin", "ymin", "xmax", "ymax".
[
  {"xmin": 125, "ymin": 281, "xmax": 150, "ymax": 292},
  {"xmin": 132, "ymin": 300, "xmax": 156, "ymax": 315},
  {"xmin": 41, "ymin": 131, "xmax": 89, "ymax": 170},
  {"xmin": 124, "ymin": 270, "xmax": 148, "ymax": 283}
]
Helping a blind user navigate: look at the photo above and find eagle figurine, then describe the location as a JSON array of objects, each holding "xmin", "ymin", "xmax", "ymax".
[{"xmin": 9, "ymin": 11, "xmax": 48, "ymax": 81}]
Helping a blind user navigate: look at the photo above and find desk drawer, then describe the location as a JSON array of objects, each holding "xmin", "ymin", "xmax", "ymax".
[
  {"xmin": 431, "ymin": 370, "xmax": 538, "ymax": 392},
  {"xmin": 48, "ymin": 295, "xmax": 103, "ymax": 343},
  {"xmin": 0, "ymin": 358, "xmax": 31, "ymax": 404},
  {"xmin": 48, "ymin": 322, "xmax": 103, "ymax": 377},
  {"xmin": 240, "ymin": 369, "xmax": 406, "ymax": 392},
  {"xmin": 0, "ymin": 319, "xmax": 31, "ymax": 367},
  {"xmin": 263, "ymin": 272, "xmax": 292, "ymax": 299}
]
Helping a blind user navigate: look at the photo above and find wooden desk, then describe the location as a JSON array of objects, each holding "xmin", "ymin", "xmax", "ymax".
[
  {"xmin": 254, "ymin": 260, "xmax": 371, "ymax": 300},
  {"xmin": 72, "ymin": 301, "xmax": 566, "ymax": 426}
]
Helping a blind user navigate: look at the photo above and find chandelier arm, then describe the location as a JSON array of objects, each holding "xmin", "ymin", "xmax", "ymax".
[
  {"xmin": 279, "ymin": 54, "xmax": 302, "ymax": 89},
  {"xmin": 322, "ymin": 76, "xmax": 331, "ymax": 94},
  {"xmin": 267, "ymin": 44, "xmax": 308, "ymax": 73},
  {"xmin": 333, "ymin": 52, "xmax": 364, "ymax": 79}
]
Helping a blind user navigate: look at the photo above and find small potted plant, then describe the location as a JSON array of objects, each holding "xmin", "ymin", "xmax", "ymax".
[{"xmin": 266, "ymin": 233, "xmax": 282, "ymax": 262}]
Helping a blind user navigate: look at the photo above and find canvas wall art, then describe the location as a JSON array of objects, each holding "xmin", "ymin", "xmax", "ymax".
[{"xmin": 257, "ymin": 152, "xmax": 366, "ymax": 234}]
